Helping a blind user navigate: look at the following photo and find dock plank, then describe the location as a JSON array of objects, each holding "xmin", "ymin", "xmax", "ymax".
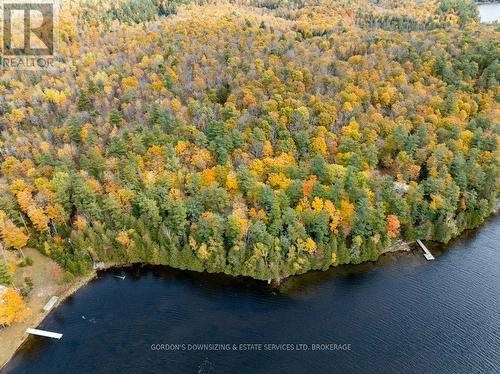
[
  {"xmin": 26, "ymin": 328, "xmax": 63, "ymax": 339},
  {"xmin": 417, "ymin": 239, "xmax": 435, "ymax": 260},
  {"xmin": 43, "ymin": 296, "xmax": 59, "ymax": 312}
]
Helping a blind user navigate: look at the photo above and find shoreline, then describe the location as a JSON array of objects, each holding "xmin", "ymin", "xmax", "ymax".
[
  {"xmin": 0, "ymin": 270, "xmax": 98, "ymax": 371},
  {"xmin": 0, "ymin": 242, "xmax": 411, "ymax": 370},
  {"xmin": 1, "ymin": 207, "xmax": 498, "ymax": 370}
]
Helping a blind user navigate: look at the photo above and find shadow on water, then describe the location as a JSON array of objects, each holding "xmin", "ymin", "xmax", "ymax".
[
  {"xmin": 106, "ymin": 264, "xmax": 274, "ymax": 296},
  {"xmin": 100, "ymin": 246, "xmax": 420, "ymax": 300},
  {"xmin": 425, "ymin": 212, "xmax": 499, "ymax": 256}
]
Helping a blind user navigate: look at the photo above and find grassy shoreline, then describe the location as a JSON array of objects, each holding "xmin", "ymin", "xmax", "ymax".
[{"xmin": 0, "ymin": 268, "xmax": 97, "ymax": 371}]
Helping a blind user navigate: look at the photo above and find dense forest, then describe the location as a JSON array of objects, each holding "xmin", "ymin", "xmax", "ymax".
[{"xmin": 0, "ymin": 0, "xmax": 498, "ymax": 283}]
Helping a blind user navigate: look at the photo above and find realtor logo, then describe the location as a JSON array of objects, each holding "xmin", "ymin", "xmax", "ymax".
[{"xmin": 1, "ymin": 0, "xmax": 57, "ymax": 69}]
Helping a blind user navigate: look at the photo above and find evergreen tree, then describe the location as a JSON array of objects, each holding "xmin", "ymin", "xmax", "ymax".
[{"xmin": 0, "ymin": 262, "xmax": 12, "ymax": 286}]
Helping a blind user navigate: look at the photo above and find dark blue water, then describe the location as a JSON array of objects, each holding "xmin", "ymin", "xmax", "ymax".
[{"xmin": 3, "ymin": 215, "xmax": 500, "ymax": 374}]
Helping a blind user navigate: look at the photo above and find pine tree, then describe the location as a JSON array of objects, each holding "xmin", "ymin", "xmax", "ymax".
[
  {"xmin": 77, "ymin": 90, "xmax": 92, "ymax": 112},
  {"xmin": 0, "ymin": 262, "xmax": 12, "ymax": 286},
  {"xmin": 109, "ymin": 109, "xmax": 123, "ymax": 126}
]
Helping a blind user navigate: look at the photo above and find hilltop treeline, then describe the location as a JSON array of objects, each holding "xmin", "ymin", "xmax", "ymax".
[{"xmin": 0, "ymin": 0, "xmax": 498, "ymax": 280}]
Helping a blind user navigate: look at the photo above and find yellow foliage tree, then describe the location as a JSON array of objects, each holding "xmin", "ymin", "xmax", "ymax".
[
  {"xmin": 42, "ymin": 89, "xmax": 66, "ymax": 105},
  {"xmin": 0, "ymin": 214, "xmax": 28, "ymax": 250},
  {"xmin": 311, "ymin": 197, "xmax": 324, "ymax": 214},
  {"xmin": 0, "ymin": 288, "xmax": 31, "ymax": 326},
  {"xmin": 121, "ymin": 76, "xmax": 139, "ymax": 91},
  {"xmin": 15, "ymin": 190, "xmax": 34, "ymax": 213},
  {"xmin": 226, "ymin": 171, "xmax": 239, "ymax": 192},
  {"xmin": 27, "ymin": 207, "xmax": 49, "ymax": 232},
  {"xmin": 339, "ymin": 199, "xmax": 355, "ymax": 235}
]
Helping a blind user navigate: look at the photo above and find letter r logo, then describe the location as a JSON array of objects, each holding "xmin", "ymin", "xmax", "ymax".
[{"xmin": 2, "ymin": 2, "xmax": 54, "ymax": 56}]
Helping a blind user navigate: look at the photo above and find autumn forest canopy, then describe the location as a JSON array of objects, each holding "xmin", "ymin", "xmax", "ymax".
[{"xmin": 0, "ymin": 0, "xmax": 498, "ymax": 281}]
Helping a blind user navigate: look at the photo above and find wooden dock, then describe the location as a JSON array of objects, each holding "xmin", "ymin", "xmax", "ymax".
[
  {"xmin": 43, "ymin": 296, "xmax": 59, "ymax": 312},
  {"xmin": 416, "ymin": 239, "xmax": 435, "ymax": 260},
  {"xmin": 26, "ymin": 328, "xmax": 63, "ymax": 339}
]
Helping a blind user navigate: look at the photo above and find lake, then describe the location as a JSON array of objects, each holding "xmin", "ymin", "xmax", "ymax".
[
  {"xmin": 3, "ymin": 214, "xmax": 500, "ymax": 374},
  {"xmin": 479, "ymin": 3, "xmax": 500, "ymax": 22}
]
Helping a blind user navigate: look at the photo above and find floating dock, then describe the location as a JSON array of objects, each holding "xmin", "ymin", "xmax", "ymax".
[
  {"xmin": 416, "ymin": 239, "xmax": 435, "ymax": 260},
  {"xmin": 26, "ymin": 328, "xmax": 63, "ymax": 339},
  {"xmin": 43, "ymin": 296, "xmax": 59, "ymax": 312}
]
